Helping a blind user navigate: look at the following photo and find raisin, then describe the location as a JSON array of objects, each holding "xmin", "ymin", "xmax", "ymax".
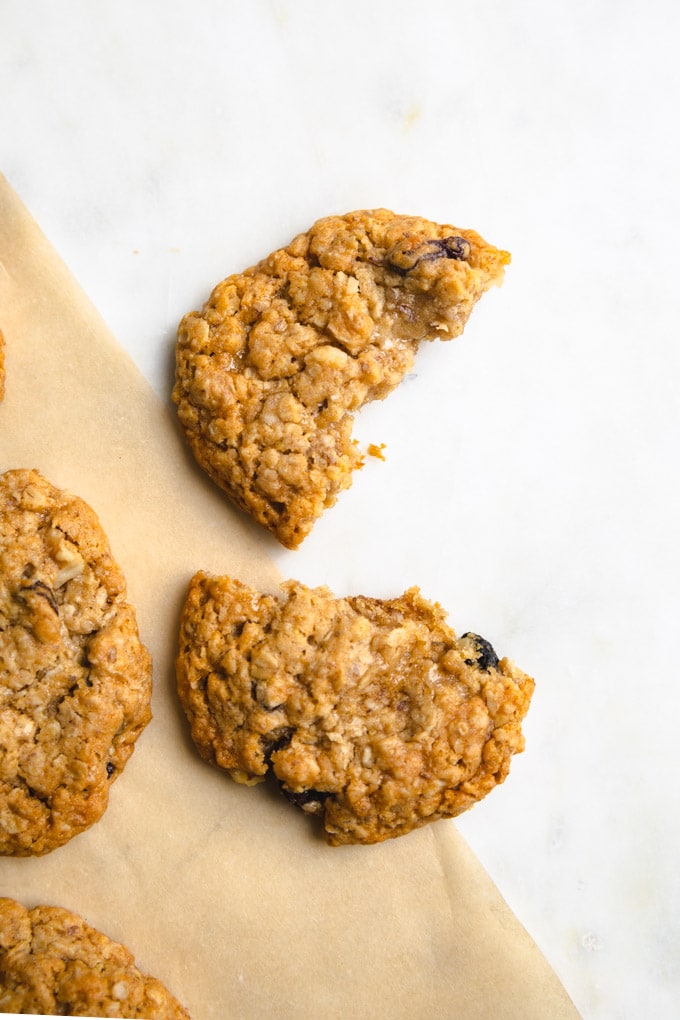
[
  {"xmin": 441, "ymin": 235, "xmax": 472, "ymax": 260},
  {"xmin": 106, "ymin": 762, "xmax": 115, "ymax": 778},
  {"xmin": 280, "ymin": 785, "xmax": 330, "ymax": 815},
  {"xmin": 460, "ymin": 632, "xmax": 499, "ymax": 673},
  {"xmin": 13, "ymin": 580, "xmax": 59, "ymax": 615},
  {"xmin": 251, "ymin": 680, "xmax": 285, "ymax": 712},
  {"xmin": 386, "ymin": 235, "xmax": 471, "ymax": 274},
  {"xmin": 261, "ymin": 727, "xmax": 294, "ymax": 766}
]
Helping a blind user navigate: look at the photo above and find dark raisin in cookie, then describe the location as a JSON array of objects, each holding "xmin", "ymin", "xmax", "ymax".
[
  {"xmin": 176, "ymin": 573, "xmax": 534, "ymax": 846},
  {"xmin": 173, "ymin": 209, "xmax": 510, "ymax": 548},
  {"xmin": 0, "ymin": 468, "xmax": 152, "ymax": 855}
]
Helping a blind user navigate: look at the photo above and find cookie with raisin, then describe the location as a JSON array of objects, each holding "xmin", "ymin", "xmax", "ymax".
[
  {"xmin": 173, "ymin": 209, "xmax": 510, "ymax": 548},
  {"xmin": 176, "ymin": 573, "xmax": 534, "ymax": 845},
  {"xmin": 0, "ymin": 468, "xmax": 152, "ymax": 855}
]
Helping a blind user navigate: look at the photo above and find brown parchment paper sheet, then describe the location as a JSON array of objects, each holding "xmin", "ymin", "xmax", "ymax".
[{"xmin": 0, "ymin": 173, "xmax": 578, "ymax": 1019}]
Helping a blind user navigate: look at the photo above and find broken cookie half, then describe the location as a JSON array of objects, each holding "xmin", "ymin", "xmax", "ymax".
[
  {"xmin": 176, "ymin": 573, "xmax": 534, "ymax": 846},
  {"xmin": 173, "ymin": 209, "xmax": 510, "ymax": 548}
]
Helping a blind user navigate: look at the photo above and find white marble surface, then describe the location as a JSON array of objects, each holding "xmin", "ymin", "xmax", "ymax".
[{"xmin": 1, "ymin": 1, "xmax": 679, "ymax": 1017}]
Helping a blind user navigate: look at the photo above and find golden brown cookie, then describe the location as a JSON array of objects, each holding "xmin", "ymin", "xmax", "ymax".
[
  {"xmin": 0, "ymin": 468, "xmax": 152, "ymax": 855},
  {"xmin": 176, "ymin": 573, "xmax": 534, "ymax": 845},
  {"xmin": 0, "ymin": 897, "xmax": 190, "ymax": 1018},
  {"xmin": 173, "ymin": 209, "xmax": 510, "ymax": 548}
]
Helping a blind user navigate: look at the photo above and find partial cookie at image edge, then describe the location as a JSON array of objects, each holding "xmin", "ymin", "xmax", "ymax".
[
  {"xmin": 0, "ymin": 897, "xmax": 191, "ymax": 1018},
  {"xmin": 0, "ymin": 468, "xmax": 153, "ymax": 856}
]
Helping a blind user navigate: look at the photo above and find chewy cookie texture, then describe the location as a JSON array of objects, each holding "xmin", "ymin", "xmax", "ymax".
[
  {"xmin": 176, "ymin": 573, "xmax": 534, "ymax": 846},
  {"xmin": 173, "ymin": 208, "xmax": 510, "ymax": 548},
  {"xmin": 0, "ymin": 897, "xmax": 190, "ymax": 1018},
  {"xmin": 0, "ymin": 468, "xmax": 152, "ymax": 856}
]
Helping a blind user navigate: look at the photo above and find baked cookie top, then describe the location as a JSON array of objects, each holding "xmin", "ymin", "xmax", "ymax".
[
  {"xmin": 176, "ymin": 573, "xmax": 534, "ymax": 845},
  {"xmin": 0, "ymin": 468, "xmax": 152, "ymax": 856},
  {"xmin": 173, "ymin": 209, "xmax": 510, "ymax": 548},
  {"xmin": 0, "ymin": 897, "xmax": 190, "ymax": 1018}
]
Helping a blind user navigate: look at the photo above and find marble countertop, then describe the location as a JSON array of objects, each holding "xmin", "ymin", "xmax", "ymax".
[{"xmin": 1, "ymin": 2, "xmax": 679, "ymax": 1016}]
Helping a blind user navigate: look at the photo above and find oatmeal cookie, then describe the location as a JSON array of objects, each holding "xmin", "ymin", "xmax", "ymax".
[
  {"xmin": 176, "ymin": 573, "xmax": 534, "ymax": 845},
  {"xmin": 0, "ymin": 897, "xmax": 190, "ymax": 1018},
  {"xmin": 0, "ymin": 469, "xmax": 152, "ymax": 856},
  {"xmin": 173, "ymin": 209, "xmax": 510, "ymax": 548}
]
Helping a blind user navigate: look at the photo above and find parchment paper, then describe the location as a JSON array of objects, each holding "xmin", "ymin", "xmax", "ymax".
[{"xmin": 0, "ymin": 172, "xmax": 578, "ymax": 1019}]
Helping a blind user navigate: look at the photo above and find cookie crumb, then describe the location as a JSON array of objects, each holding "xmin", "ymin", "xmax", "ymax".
[{"xmin": 366, "ymin": 442, "xmax": 386, "ymax": 461}]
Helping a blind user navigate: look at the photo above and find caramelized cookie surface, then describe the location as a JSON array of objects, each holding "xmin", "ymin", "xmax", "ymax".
[
  {"xmin": 176, "ymin": 573, "xmax": 533, "ymax": 845},
  {"xmin": 0, "ymin": 897, "xmax": 190, "ymax": 1018},
  {"xmin": 0, "ymin": 469, "xmax": 152, "ymax": 855},
  {"xmin": 173, "ymin": 209, "xmax": 509, "ymax": 547}
]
